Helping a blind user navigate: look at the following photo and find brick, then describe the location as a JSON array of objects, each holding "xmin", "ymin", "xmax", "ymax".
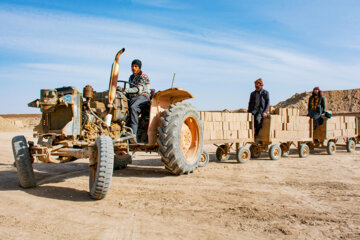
[
  {"xmin": 222, "ymin": 121, "xmax": 230, "ymax": 131},
  {"xmin": 203, "ymin": 130, "xmax": 211, "ymax": 140},
  {"xmin": 224, "ymin": 130, "xmax": 237, "ymax": 139},
  {"xmin": 286, "ymin": 122, "xmax": 293, "ymax": 131},
  {"xmin": 248, "ymin": 129, "xmax": 253, "ymax": 139},
  {"xmin": 203, "ymin": 122, "xmax": 212, "ymax": 130},
  {"xmin": 212, "ymin": 112, "xmax": 222, "ymax": 122},
  {"xmin": 204, "ymin": 112, "xmax": 212, "ymax": 122},
  {"xmin": 238, "ymin": 130, "xmax": 248, "ymax": 139},
  {"xmin": 210, "ymin": 130, "xmax": 223, "ymax": 140},
  {"xmin": 229, "ymin": 121, "xmax": 241, "ymax": 130},
  {"xmin": 213, "ymin": 122, "xmax": 222, "ymax": 131},
  {"xmin": 286, "ymin": 108, "xmax": 293, "ymax": 116},
  {"xmin": 200, "ymin": 111, "xmax": 205, "ymax": 121},
  {"xmin": 223, "ymin": 113, "xmax": 232, "ymax": 122}
]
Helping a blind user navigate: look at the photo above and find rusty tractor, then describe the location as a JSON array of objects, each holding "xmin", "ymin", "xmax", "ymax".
[{"xmin": 12, "ymin": 48, "xmax": 204, "ymax": 199}]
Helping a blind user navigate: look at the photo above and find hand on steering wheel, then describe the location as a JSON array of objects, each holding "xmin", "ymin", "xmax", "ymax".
[{"xmin": 117, "ymin": 80, "xmax": 139, "ymax": 94}]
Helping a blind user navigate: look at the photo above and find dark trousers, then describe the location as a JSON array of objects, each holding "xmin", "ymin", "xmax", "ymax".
[
  {"xmin": 254, "ymin": 112, "xmax": 263, "ymax": 136},
  {"xmin": 128, "ymin": 95, "xmax": 150, "ymax": 135},
  {"xmin": 308, "ymin": 109, "xmax": 324, "ymax": 130}
]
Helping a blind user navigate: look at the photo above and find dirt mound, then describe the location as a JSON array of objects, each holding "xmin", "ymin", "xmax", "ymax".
[
  {"xmin": 275, "ymin": 88, "xmax": 360, "ymax": 115},
  {"xmin": 0, "ymin": 115, "xmax": 40, "ymax": 132}
]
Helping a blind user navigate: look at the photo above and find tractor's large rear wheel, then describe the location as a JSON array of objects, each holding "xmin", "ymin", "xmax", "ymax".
[
  {"xmin": 89, "ymin": 135, "xmax": 114, "ymax": 200},
  {"xmin": 158, "ymin": 102, "xmax": 203, "ymax": 175}
]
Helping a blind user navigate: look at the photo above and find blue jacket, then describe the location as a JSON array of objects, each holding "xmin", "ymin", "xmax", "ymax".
[{"xmin": 248, "ymin": 89, "xmax": 270, "ymax": 115}]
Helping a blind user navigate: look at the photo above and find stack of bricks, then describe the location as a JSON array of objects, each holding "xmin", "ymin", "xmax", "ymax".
[
  {"xmin": 315, "ymin": 116, "xmax": 357, "ymax": 139},
  {"xmin": 200, "ymin": 111, "xmax": 253, "ymax": 141},
  {"xmin": 259, "ymin": 107, "xmax": 312, "ymax": 141}
]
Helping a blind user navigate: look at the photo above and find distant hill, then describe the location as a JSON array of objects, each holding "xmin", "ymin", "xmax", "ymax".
[{"xmin": 275, "ymin": 88, "xmax": 360, "ymax": 115}]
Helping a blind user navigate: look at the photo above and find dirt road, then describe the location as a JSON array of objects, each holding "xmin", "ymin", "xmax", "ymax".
[{"xmin": 1, "ymin": 128, "xmax": 360, "ymax": 239}]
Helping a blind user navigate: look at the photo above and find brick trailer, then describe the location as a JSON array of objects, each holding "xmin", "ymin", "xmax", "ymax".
[
  {"xmin": 251, "ymin": 107, "xmax": 313, "ymax": 160},
  {"xmin": 311, "ymin": 116, "xmax": 358, "ymax": 154},
  {"xmin": 200, "ymin": 111, "xmax": 254, "ymax": 163}
]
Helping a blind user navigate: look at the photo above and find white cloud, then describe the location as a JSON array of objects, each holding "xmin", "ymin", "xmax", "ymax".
[{"xmin": 0, "ymin": 6, "xmax": 359, "ymax": 113}]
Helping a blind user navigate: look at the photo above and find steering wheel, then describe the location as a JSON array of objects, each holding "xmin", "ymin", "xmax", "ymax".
[{"xmin": 117, "ymin": 80, "xmax": 139, "ymax": 94}]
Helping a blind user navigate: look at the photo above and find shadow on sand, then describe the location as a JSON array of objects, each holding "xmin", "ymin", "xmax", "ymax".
[{"xmin": 0, "ymin": 156, "xmax": 172, "ymax": 201}]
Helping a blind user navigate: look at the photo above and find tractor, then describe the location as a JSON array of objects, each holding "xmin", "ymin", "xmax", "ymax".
[{"xmin": 12, "ymin": 48, "xmax": 206, "ymax": 199}]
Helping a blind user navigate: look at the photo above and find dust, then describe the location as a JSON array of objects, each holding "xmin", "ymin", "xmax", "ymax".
[{"xmin": 0, "ymin": 116, "xmax": 40, "ymax": 131}]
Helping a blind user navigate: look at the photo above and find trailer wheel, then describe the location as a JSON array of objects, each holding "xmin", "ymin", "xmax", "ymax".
[
  {"xmin": 299, "ymin": 144, "xmax": 310, "ymax": 158},
  {"xmin": 346, "ymin": 139, "xmax": 356, "ymax": 153},
  {"xmin": 89, "ymin": 135, "xmax": 114, "ymax": 200},
  {"xmin": 307, "ymin": 142, "xmax": 315, "ymax": 153},
  {"xmin": 215, "ymin": 145, "xmax": 229, "ymax": 161},
  {"xmin": 12, "ymin": 136, "xmax": 36, "ymax": 188},
  {"xmin": 236, "ymin": 147, "xmax": 250, "ymax": 163},
  {"xmin": 326, "ymin": 141, "xmax": 336, "ymax": 155},
  {"xmin": 198, "ymin": 150, "xmax": 209, "ymax": 167},
  {"xmin": 158, "ymin": 102, "xmax": 203, "ymax": 175},
  {"xmin": 250, "ymin": 144, "xmax": 261, "ymax": 159},
  {"xmin": 269, "ymin": 144, "xmax": 281, "ymax": 161},
  {"xmin": 280, "ymin": 143, "xmax": 289, "ymax": 157}
]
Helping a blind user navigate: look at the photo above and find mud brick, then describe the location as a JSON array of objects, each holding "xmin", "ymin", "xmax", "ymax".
[
  {"xmin": 200, "ymin": 111, "xmax": 205, "ymax": 121},
  {"xmin": 333, "ymin": 130, "xmax": 342, "ymax": 137},
  {"xmin": 231, "ymin": 113, "xmax": 239, "ymax": 122},
  {"xmin": 203, "ymin": 122, "xmax": 212, "ymax": 130},
  {"xmin": 327, "ymin": 123, "xmax": 335, "ymax": 131},
  {"xmin": 286, "ymin": 108, "xmax": 293, "ymax": 116},
  {"xmin": 271, "ymin": 115, "xmax": 282, "ymax": 130},
  {"xmin": 348, "ymin": 128, "xmax": 356, "ymax": 136},
  {"xmin": 340, "ymin": 121, "xmax": 346, "ymax": 129},
  {"xmin": 223, "ymin": 113, "xmax": 233, "ymax": 122},
  {"xmin": 248, "ymin": 129, "xmax": 253, "ymax": 139},
  {"xmin": 239, "ymin": 121, "xmax": 246, "ymax": 130},
  {"xmin": 204, "ymin": 112, "xmax": 212, "ymax": 121},
  {"xmin": 286, "ymin": 122, "xmax": 293, "ymax": 131},
  {"xmin": 240, "ymin": 113, "xmax": 248, "ymax": 122},
  {"xmin": 247, "ymin": 113, "xmax": 252, "ymax": 121},
  {"xmin": 210, "ymin": 112, "xmax": 221, "ymax": 122},
  {"xmin": 212, "ymin": 122, "xmax": 222, "ymax": 130},
  {"xmin": 223, "ymin": 130, "xmax": 237, "ymax": 139},
  {"xmin": 210, "ymin": 130, "xmax": 223, "ymax": 140},
  {"xmin": 222, "ymin": 121, "xmax": 230, "ymax": 131},
  {"xmin": 236, "ymin": 121, "xmax": 243, "ymax": 130},
  {"xmin": 238, "ymin": 130, "xmax": 248, "ymax": 139},
  {"xmin": 203, "ymin": 130, "xmax": 211, "ymax": 140},
  {"xmin": 229, "ymin": 122, "xmax": 241, "ymax": 130},
  {"xmin": 274, "ymin": 130, "xmax": 281, "ymax": 139},
  {"xmin": 274, "ymin": 108, "xmax": 286, "ymax": 116}
]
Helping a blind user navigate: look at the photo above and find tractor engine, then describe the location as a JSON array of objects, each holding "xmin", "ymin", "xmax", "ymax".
[
  {"xmin": 81, "ymin": 85, "xmax": 129, "ymax": 141},
  {"xmin": 29, "ymin": 85, "xmax": 130, "ymax": 146}
]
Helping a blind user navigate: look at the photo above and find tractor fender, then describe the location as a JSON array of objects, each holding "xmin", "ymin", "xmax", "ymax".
[{"xmin": 147, "ymin": 88, "xmax": 194, "ymax": 146}]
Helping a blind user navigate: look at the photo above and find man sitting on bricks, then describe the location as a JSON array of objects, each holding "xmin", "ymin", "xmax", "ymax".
[
  {"xmin": 121, "ymin": 59, "xmax": 151, "ymax": 139},
  {"xmin": 248, "ymin": 78, "xmax": 270, "ymax": 136}
]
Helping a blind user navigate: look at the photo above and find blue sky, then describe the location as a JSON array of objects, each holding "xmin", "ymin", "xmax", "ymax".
[{"xmin": 1, "ymin": 0, "xmax": 360, "ymax": 113}]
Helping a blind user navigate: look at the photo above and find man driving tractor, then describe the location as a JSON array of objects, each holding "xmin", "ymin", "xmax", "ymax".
[{"xmin": 119, "ymin": 59, "xmax": 151, "ymax": 139}]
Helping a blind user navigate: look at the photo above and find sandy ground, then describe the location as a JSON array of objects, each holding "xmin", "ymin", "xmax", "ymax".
[{"xmin": 1, "ymin": 128, "xmax": 360, "ymax": 239}]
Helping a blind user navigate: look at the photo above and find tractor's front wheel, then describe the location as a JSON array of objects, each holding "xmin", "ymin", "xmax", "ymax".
[
  {"xmin": 89, "ymin": 135, "xmax": 114, "ymax": 200},
  {"xmin": 12, "ymin": 136, "xmax": 36, "ymax": 188},
  {"xmin": 158, "ymin": 102, "xmax": 203, "ymax": 175}
]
